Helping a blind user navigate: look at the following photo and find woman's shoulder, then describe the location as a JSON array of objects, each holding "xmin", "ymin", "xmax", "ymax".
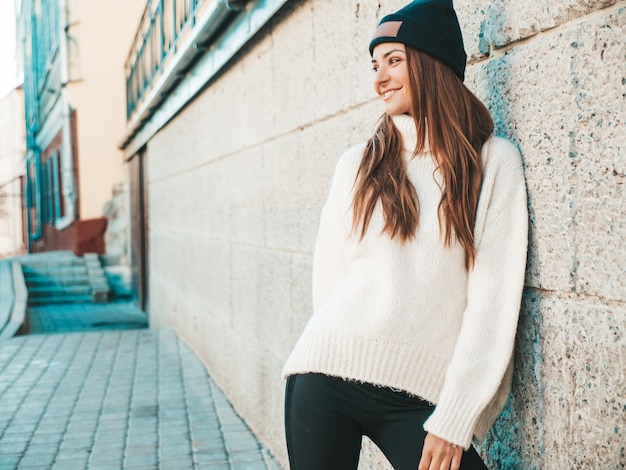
[
  {"xmin": 481, "ymin": 135, "xmax": 525, "ymax": 180},
  {"xmin": 333, "ymin": 142, "xmax": 367, "ymax": 177},
  {"xmin": 340, "ymin": 142, "xmax": 367, "ymax": 165}
]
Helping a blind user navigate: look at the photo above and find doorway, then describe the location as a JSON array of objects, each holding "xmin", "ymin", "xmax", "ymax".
[{"xmin": 129, "ymin": 148, "xmax": 149, "ymax": 312}]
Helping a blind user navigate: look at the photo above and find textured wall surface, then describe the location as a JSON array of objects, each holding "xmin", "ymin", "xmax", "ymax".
[
  {"xmin": 0, "ymin": 88, "xmax": 25, "ymax": 258},
  {"xmin": 144, "ymin": 0, "xmax": 626, "ymax": 468}
]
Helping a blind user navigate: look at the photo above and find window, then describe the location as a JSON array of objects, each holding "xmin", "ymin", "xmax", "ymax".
[
  {"xmin": 27, "ymin": 156, "xmax": 41, "ymax": 239},
  {"xmin": 41, "ymin": 150, "xmax": 63, "ymax": 225}
]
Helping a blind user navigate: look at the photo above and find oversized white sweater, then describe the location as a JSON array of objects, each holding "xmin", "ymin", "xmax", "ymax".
[{"xmin": 282, "ymin": 114, "xmax": 528, "ymax": 449}]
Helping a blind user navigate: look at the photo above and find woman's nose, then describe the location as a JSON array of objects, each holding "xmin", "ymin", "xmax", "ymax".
[{"xmin": 374, "ymin": 67, "xmax": 389, "ymax": 87}]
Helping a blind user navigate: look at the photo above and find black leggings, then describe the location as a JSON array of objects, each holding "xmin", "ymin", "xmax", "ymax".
[{"xmin": 285, "ymin": 373, "xmax": 487, "ymax": 470}]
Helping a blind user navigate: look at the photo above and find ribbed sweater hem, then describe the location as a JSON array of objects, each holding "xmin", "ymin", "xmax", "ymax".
[{"xmin": 282, "ymin": 325, "xmax": 448, "ymax": 406}]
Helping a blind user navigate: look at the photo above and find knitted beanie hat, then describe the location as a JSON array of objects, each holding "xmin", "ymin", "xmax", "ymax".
[{"xmin": 369, "ymin": 0, "xmax": 467, "ymax": 80}]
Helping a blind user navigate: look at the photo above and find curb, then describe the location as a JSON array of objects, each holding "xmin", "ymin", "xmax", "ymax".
[{"xmin": 0, "ymin": 260, "xmax": 29, "ymax": 340}]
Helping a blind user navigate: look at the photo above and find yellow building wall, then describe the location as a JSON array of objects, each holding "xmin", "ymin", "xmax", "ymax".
[{"xmin": 66, "ymin": 0, "xmax": 144, "ymax": 220}]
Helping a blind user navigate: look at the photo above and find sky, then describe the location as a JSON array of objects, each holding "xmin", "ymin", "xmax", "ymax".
[{"xmin": 0, "ymin": 0, "xmax": 20, "ymax": 100}]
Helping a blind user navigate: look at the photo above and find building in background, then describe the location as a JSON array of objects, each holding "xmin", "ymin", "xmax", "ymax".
[
  {"xmin": 0, "ymin": 86, "xmax": 26, "ymax": 258},
  {"xmin": 17, "ymin": 0, "xmax": 144, "ymax": 256},
  {"xmin": 119, "ymin": 0, "xmax": 625, "ymax": 468}
]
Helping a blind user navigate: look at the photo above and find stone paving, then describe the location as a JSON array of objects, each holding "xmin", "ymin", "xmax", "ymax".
[{"xmin": 0, "ymin": 303, "xmax": 281, "ymax": 470}]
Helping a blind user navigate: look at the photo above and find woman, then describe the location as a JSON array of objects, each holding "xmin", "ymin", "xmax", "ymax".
[{"xmin": 282, "ymin": 1, "xmax": 528, "ymax": 469}]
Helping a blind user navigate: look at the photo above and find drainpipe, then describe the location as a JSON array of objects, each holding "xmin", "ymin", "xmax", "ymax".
[
  {"xmin": 54, "ymin": 0, "xmax": 77, "ymax": 231},
  {"xmin": 194, "ymin": 0, "xmax": 246, "ymax": 45}
]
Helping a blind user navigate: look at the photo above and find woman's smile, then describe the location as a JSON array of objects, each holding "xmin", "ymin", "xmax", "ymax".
[{"xmin": 382, "ymin": 88, "xmax": 401, "ymax": 100}]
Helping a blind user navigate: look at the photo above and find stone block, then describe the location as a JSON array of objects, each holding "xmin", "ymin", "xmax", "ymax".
[
  {"xmin": 540, "ymin": 298, "xmax": 626, "ymax": 469},
  {"xmin": 223, "ymin": 149, "xmax": 266, "ymax": 247},
  {"xmin": 269, "ymin": 1, "xmax": 316, "ymax": 135},
  {"xmin": 231, "ymin": 244, "xmax": 261, "ymax": 340},
  {"xmin": 466, "ymin": 6, "xmax": 625, "ymax": 295},
  {"xmin": 190, "ymin": 238, "xmax": 232, "ymax": 325},
  {"xmin": 235, "ymin": 40, "xmax": 276, "ymax": 149},
  {"xmin": 261, "ymin": 134, "xmax": 301, "ymax": 251},
  {"xmin": 458, "ymin": 0, "xmax": 619, "ymax": 60},
  {"xmin": 288, "ymin": 253, "xmax": 313, "ymax": 353},
  {"xmin": 309, "ymin": 0, "xmax": 366, "ymax": 120},
  {"xmin": 219, "ymin": 336, "xmax": 287, "ymax": 465},
  {"xmin": 256, "ymin": 249, "xmax": 297, "ymax": 360},
  {"xmin": 148, "ymin": 126, "xmax": 184, "ymax": 183},
  {"xmin": 563, "ymin": 8, "xmax": 625, "ymax": 300},
  {"xmin": 482, "ymin": 292, "xmax": 626, "ymax": 468},
  {"xmin": 186, "ymin": 297, "xmax": 229, "ymax": 364},
  {"xmin": 191, "ymin": 164, "xmax": 230, "ymax": 241}
]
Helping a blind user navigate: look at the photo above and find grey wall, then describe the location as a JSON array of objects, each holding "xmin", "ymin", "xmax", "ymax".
[{"xmin": 144, "ymin": 1, "xmax": 626, "ymax": 467}]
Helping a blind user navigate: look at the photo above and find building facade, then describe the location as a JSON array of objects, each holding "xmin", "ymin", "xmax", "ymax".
[
  {"xmin": 0, "ymin": 87, "xmax": 26, "ymax": 259},
  {"xmin": 120, "ymin": 0, "xmax": 626, "ymax": 468},
  {"xmin": 18, "ymin": 0, "xmax": 144, "ymax": 255}
]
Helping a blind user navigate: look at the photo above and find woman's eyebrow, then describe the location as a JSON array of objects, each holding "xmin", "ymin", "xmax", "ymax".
[{"xmin": 371, "ymin": 49, "xmax": 405, "ymax": 63}]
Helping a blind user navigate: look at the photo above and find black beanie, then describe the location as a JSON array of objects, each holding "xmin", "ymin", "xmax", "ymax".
[{"xmin": 369, "ymin": 0, "xmax": 467, "ymax": 81}]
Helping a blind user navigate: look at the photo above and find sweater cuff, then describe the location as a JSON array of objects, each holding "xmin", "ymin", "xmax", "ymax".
[{"xmin": 423, "ymin": 387, "xmax": 484, "ymax": 449}]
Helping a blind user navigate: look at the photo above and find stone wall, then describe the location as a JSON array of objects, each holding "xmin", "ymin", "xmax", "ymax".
[
  {"xmin": 102, "ymin": 182, "xmax": 132, "ymax": 299},
  {"xmin": 145, "ymin": 0, "xmax": 625, "ymax": 468}
]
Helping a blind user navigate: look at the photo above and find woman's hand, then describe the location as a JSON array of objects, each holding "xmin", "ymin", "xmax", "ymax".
[{"xmin": 418, "ymin": 432, "xmax": 463, "ymax": 470}]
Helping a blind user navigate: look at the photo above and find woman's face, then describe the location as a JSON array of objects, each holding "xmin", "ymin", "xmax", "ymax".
[{"xmin": 371, "ymin": 42, "xmax": 412, "ymax": 116}]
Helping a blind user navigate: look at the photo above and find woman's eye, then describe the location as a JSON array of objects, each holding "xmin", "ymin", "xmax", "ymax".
[
  {"xmin": 372, "ymin": 65, "xmax": 379, "ymax": 72},
  {"xmin": 390, "ymin": 58, "xmax": 401, "ymax": 64}
]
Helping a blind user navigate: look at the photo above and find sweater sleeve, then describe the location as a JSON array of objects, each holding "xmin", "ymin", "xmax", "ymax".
[
  {"xmin": 312, "ymin": 146, "xmax": 361, "ymax": 312},
  {"xmin": 423, "ymin": 138, "xmax": 529, "ymax": 448}
]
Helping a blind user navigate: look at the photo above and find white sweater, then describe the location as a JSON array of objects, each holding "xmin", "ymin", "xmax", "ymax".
[{"xmin": 282, "ymin": 114, "xmax": 528, "ymax": 449}]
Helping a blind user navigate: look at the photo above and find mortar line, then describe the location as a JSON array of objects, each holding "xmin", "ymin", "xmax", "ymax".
[
  {"xmin": 52, "ymin": 332, "xmax": 105, "ymax": 466},
  {"xmin": 0, "ymin": 337, "xmax": 30, "ymax": 401},
  {"xmin": 524, "ymin": 285, "xmax": 626, "ymax": 308},
  {"xmin": 469, "ymin": 0, "xmax": 626, "ymax": 66},
  {"xmin": 146, "ymin": 230, "xmax": 313, "ymax": 257},
  {"xmin": 148, "ymin": 98, "xmax": 377, "ymax": 185},
  {"xmin": 86, "ymin": 331, "xmax": 124, "ymax": 469},
  {"xmin": 120, "ymin": 330, "xmax": 141, "ymax": 469},
  {"xmin": 176, "ymin": 335, "xmax": 197, "ymax": 469}
]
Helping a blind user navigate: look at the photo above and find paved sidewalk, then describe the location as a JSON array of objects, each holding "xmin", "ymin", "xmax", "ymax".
[{"xmin": 0, "ymin": 303, "xmax": 281, "ymax": 470}]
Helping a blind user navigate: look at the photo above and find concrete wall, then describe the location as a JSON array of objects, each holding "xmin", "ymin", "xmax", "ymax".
[{"xmin": 144, "ymin": 0, "xmax": 626, "ymax": 468}]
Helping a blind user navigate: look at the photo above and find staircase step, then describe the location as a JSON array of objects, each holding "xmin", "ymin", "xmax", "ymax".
[
  {"xmin": 28, "ymin": 294, "xmax": 95, "ymax": 305},
  {"xmin": 24, "ymin": 276, "xmax": 91, "ymax": 287},
  {"xmin": 21, "ymin": 260, "xmax": 85, "ymax": 270},
  {"xmin": 21, "ymin": 256, "xmax": 84, "ymax": 264},
  {"xmin": 23, "ymin": 266, "xmax": 88, "ymax": 276},
  {"xmin": 20, "ymin": 251, "xmax": 111, "ymax": 304},
  {"xmin": 28, "ymin": 285, "xmax": 92, "ymax": 297}
]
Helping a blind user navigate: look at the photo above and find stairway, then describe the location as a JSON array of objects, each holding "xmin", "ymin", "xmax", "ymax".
[{"xmin": 20, "ymin": 251, "xmax": 110, "ymax": 305}]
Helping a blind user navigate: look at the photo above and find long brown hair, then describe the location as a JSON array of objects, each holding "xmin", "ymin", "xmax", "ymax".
[{"xmin": 352, "ymin": 47, "xmax": 494, "ymax": 268}]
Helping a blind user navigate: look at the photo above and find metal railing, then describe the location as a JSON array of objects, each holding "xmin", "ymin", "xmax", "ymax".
[
  {"xmin": 124, "ymin": 0, "xmax": 248, "ymax": 122},
  {"xmin": 124, "ymin": 0, "xmax": 208, "ymax": 120}
]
